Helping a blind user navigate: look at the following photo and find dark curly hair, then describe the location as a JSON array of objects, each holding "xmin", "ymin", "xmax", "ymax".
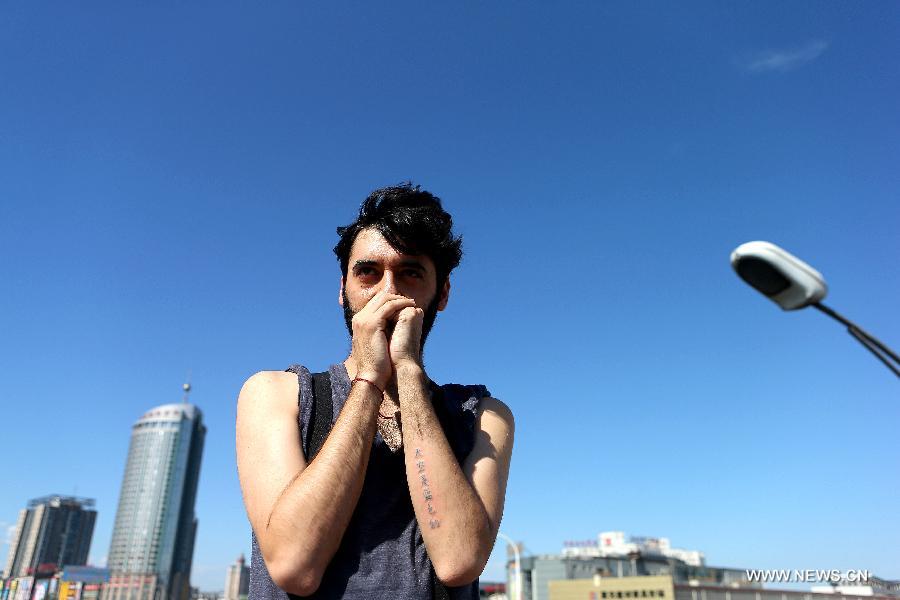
[{"xmin": 334, "ymin": 183, "xmax": 463, "ymax": 293}]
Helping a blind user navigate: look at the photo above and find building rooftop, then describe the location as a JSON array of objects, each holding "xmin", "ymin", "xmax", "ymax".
[
  {"xmin": 136, "ymin": 403, "xmax": 202, "ymax": 424},
  {"xmin": 27, "ymin": 495, "xmax": 96, "ymax": 509}
]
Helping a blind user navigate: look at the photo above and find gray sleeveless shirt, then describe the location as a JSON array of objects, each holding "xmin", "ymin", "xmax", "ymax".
[{"xmin": 249, "ymin": 363, "xmax": 489, "ymax": 600}]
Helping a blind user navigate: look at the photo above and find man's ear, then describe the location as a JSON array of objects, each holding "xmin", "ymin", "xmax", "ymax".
[
  {"xmin": 437, "ymin": 279, "xmax": 450, "ymax": 311},
  {"xmin": 338, "ymin": 277, "xmax": 345, "ymax": 307}
]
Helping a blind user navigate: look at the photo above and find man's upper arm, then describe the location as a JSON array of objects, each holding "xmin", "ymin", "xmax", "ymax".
[
  {"xmin": 236, "ymin": 370, "xmax": 307, "ymax": 550},
  {"xmin": 463, "ymin": 396, "xmax": 515, "ymax": 537}
]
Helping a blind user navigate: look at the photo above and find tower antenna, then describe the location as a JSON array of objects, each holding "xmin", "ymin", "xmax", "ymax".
[{"xmin": 183, "ymin": 370, "xmax": 192, "ymax": 404}]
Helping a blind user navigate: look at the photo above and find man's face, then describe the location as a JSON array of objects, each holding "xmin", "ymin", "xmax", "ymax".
[{"xmin": 339, "ymin": 228, "xmax": 449, "ymax": 349}]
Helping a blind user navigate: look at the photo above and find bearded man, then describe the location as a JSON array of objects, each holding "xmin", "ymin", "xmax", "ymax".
[{"xmin": 236, "ymin": 183, "xmax": 515, "ymax": 599}]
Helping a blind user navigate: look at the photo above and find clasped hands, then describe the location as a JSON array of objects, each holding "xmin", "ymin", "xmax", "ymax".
[{"xmin": 350, "ymin": 289, "xmax": 426, "ymax": 393}]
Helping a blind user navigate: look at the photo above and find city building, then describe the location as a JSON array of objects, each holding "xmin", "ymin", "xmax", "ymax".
[
  {"xmin": 223, "ymin": 555, "xmax": 248, "ymax": 600},
  {"xmin": 480, "ymin": 580, "xmax": 507, "ymax": 599},
  {"xmin": 512, "ymin": 554, "xmax": 755, "ymax": 600},
  {"xmin": 3, "ymin": 495, "xmax": 97, "ymax": 579},
  {"xmin": 547, "ymin": 575, "xmax": 898, "ymax": 600},
  {"xmin": 550, "ymin": 573, "xmax": 674, "ymax": 600},
  {"xmin": 562, "ymin": 533, "xmax": 705, "ymax": 568},
  {"xmin": 510, "ymin": 531, "xmax": 755, "ymax": 600},
  {"xmin": 58, "ymin": 566, "xmax": 112, "ymax": 600},
  {"xmin": 0, "ymin": 565, "xmax": 109, "ymax": 600},
  {"xmin": 102, "ymin": 399, "xmax": 206, "ymax": 600},
  {"xmin": 812, "ymin": 576, "xmax": 900, "ymax": 598}
]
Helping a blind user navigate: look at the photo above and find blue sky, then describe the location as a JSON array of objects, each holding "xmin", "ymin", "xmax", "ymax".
[{"xmin": 1, "ymin": 2, "xmax": 898, "ymax": 591}]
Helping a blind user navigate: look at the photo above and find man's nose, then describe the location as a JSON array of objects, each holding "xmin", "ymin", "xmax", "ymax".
[{"xmin": 381, "ymin": 271, "xmax": 399, "ymax": 295}]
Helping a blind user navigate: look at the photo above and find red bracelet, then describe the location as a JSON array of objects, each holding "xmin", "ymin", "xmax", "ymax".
[{"xmin": 352, "ymin": 376, "xmax": 384, "ymax": 396}]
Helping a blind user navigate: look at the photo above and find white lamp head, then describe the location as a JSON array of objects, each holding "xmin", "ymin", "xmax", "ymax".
[{"xmin": 730, "ymin": 241, "xmax": 828, "ymax": 310}]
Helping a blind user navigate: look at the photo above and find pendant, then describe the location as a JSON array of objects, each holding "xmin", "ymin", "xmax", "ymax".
[{"xmin": 378, "ymin": 412, "xmax": 403, "ymax": 453}]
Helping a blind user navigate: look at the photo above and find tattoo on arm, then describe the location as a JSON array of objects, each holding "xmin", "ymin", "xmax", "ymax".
[{"xmin": 415, "ymin": 448, "xmax": 440, "ymax": 529}]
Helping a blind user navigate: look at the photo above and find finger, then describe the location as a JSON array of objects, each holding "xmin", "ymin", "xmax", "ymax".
[
  {"xmin": 358, "ymin": 290, "xmax": 412, "ymax": 316},
  {"xmin": 372, "ymin": 297, "xmax": 417, "ymax": 325},
  {"xmin": 395, "ymin": 306, "xmax": 423, "ymax": 322}
]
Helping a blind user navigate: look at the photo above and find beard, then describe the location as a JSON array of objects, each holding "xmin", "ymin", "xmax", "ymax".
[{"xmin": 342, "ymin": 288, "xmax": 440, "ymax": 353}]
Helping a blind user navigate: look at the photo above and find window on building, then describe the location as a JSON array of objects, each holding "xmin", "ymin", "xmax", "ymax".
[{"xmin": 658, "ymin": 591, "xmax": 665, "ymax": 597}]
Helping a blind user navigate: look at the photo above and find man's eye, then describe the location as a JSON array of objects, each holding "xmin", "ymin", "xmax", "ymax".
[{"xmin": 404, "ymin": 270, "xmax": 423, "ymax": 279}]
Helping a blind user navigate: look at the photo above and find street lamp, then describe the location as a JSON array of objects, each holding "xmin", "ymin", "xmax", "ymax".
[
  {"xmin": 730, "ymin": 241, "xmax": 899, "ymax": 378},
  {"xmin": 497, "ymin": 531, "xmax": 522, "ymax": 600}
]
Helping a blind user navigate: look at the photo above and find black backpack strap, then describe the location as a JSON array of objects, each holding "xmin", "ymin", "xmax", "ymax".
[{"xmin": 307, "ymin": 371, "xmax": 333, "ymax": 462}]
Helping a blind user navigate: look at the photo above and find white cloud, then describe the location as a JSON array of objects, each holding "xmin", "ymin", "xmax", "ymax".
[{"xmin": 745, "ymin": 40, "xmax": 829, "ymax": 72}]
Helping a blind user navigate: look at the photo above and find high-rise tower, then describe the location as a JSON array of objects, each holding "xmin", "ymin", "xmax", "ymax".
[
  {"xmin": 3, "ymin": 495, "xmax": 97, "ymax": 578},
  {"xmin": 223, "ymin": 555, "xmax": 249, "ymax": 600},
  {"xmin": 103, "ymin": 392, "xmax": 205, "ymax": 600}
]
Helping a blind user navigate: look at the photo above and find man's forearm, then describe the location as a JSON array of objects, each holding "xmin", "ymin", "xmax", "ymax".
[
  {"xmin": 264, "ymin": 381, "xmax": 380, "ymax": 594},
  {"xmin": 396, "ymin": 363, "xmax": 493, "ymax": 586}
]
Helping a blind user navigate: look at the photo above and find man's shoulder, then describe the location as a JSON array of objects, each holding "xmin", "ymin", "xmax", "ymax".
[
  {"xmin": 242, "ymin": 369, "xmax": 298, "ymax": 389},
  {"xmin": 238, "ymin": 370, "xmax": 300, "ymax": 410},
  {"xmin": 478, "ymin": 396, "xmax": 513, "ymax": 420},
  {"xmin": 436, "ymin": 382, "xmax": 513, "ymax": 420}
]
